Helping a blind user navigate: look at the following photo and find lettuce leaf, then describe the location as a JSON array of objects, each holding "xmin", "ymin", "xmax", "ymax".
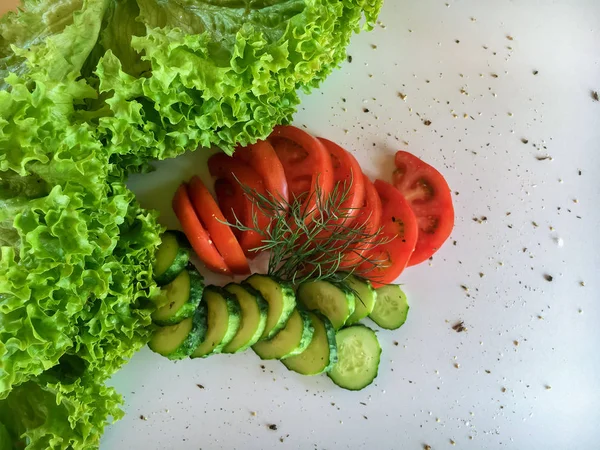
[{"xmin": 0, "ymin": 0, "xmax": 382, "ymax": 448}]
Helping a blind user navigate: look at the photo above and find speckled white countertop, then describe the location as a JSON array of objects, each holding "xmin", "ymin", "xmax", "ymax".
[{"xmin": 5, "ymin": 0, "xmax": 599, "ymax": 448}]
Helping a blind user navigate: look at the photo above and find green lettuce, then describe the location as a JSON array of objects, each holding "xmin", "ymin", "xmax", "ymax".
[{"xmin": 0, "ymin": 0, "xmax": 382, "ymax": 448}]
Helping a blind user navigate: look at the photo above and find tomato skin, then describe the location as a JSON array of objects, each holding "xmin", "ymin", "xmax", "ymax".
[
  {"xmin": 208, "ymin": 153, "xmax": 269, "ymax": 257},
  {"xmin": 187, "ymin": 176, "xmax": 250, "ymax": 275},
  {"xmin": 339, "ymin": 175, "xmax": 381, "ymax": 269},
  {"xmin": 269, "ymin": 125, "xmax": 333, "ymax": 222},
  {"xmin": 172, "ymin": 184, "xmax": 231, "ymax": 275},
  {"xmin": 318, "ymin": 138, "xmax": 365, "ymax": 226},
  {"xmin": 360, "ymin": 179, "xmax": 419, "ymax": 287},
  {"xmin": 392, "ymin": 151, "xmax": 454, "ymax": 266},
  {"xmin": 234, "ymin": 139, "xmax": 289, "ymax": 207}
]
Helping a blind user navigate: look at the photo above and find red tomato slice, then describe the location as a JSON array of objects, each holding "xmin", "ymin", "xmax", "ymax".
[
  {"xmin": 208, "ymin": 153, "xmax": 270, "ymax": 257},
  {"xmin": 172, "ymin": 184, "xmax": 231, "ymax": 275},
  {"xmin": 213, "ymin": 178, "xmax": 241, "ymax": 235},
  {"xmin": 392, "ymin": 151, "xmax": 454, "ymax": 266},
  {"xmin": 359, "ymin": 180, "xmax": 418, "ymax": 287},
  {"xmin": 269, "ymin": 126, "xmax": 333, "ymax": 221},
  {"xmin": 187, "ymin": 176, "xmax": 250, "ymax": 275},
  {"xmin": 339, "ymin": 175, "xmax": 381, "ymax": 269},
  {"xmin": 318, "ymin": 138, "xmax": 365, "ymax": 226},
  {"xmin": 233, "ymin": 139, "xmax": 289, "ymax": 207}
]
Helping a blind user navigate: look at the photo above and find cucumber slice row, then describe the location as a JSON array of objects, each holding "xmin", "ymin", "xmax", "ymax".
[
  {"xmin": 153, "ymin": 231, "xmax": 190, "ymax": 286},
  {"xmin": 152, "ymin": 265, "xmax": 204, "ymax": 326},
  {"xmin": 192, "ymin": 287, "xmax": 241, "ymax": 358},
  {"xmin": 328, "ymin": 325, "xmax": 381, "ymax": 390},
  {"xmin": 244, "ymin": 274, "xmax": 296, "ymax": 340},
  {"xmin": 223, "ymin": 284, "xmax": 268, "ymax": 354},
  {"xmin": 297, "ymin": 280, "xmax": 355, "ymax": 330},
  {"xmin": 369, "ymin": 284, "xmax": 409, "ymax": 330},
  {"xmin": 252, "ymin": 308, "xmax": 314, "ymax": 360},
  {"xmin": 148, "ymin": 302, "xmax": 208, "ymax": 360},
  {"xmin": 282, "ymin": 311, "xmax": 337, "ymax": 375},
  {"xmin": 344, "ymin": 275, "xmax": 377, "ymax": 326}
]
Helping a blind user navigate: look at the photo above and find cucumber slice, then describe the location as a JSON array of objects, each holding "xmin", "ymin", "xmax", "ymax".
[
  {"xmin": 344, "ymin": 275, "xmax": 377, "ymax": 326},
  {"xmin": 148, "ymin": 303, "xmax": 208, "ymax": 360},
  {"xmin": 328, "ymin": 325, "xmax": 381, "ymax": 390},
  {"xmin": 191, "ymin": 287, "xmax": 241, "ymax": 358},
  {"xmin": 369, "ymin": 284, "xmax": 409, "ymax": 330},
  {"xmin": 282, "ymin": 312, "xmax": 337, "ymax": 375},
  {"xmin": 152, "ymin": 267, "xmax": 204, "ymax": 326},
  {"xmin": 297, "ymin": 280, "xmax": 355, "ymax": 330},
  {"xmin": 252, "ymin": 308, "xmax": 314, "ymax": 360},
  {"xmin": 154, "ymin": 231, "xmax": 190, "ymax": 286},
  {"xmin": 244, "ymin": 274, "xmax": 296, "ymax": 340},
  {"xmin": 222, "ymin": 283, "xmax": 268, "ymax": 354}
]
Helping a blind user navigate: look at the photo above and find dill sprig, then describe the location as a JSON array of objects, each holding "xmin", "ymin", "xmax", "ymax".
[{"xmin": 227, "ymin": 177, "xmax": 391, "ymax": 285}]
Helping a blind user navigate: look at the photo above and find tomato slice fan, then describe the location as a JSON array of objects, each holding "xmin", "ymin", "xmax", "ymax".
[
  {"xmin": 318, "ymin": 138, "xmax": 365, "ymax": 227},
  {"xmin": 339, "ymin": 175, "xmax": 381, "ymax": 269},
  {"xmin": 268, "ymin": 125, "xmax": 333, "ymax": 222},
  {"xmin": 359, "ymin": 179, "xmax": 418, "ymax": 287},
  {"xmin": 208, "ymin": 153, "xmax": 270, "ymax": 257},
  {"xmin": 187, "ymin": 176, "xmax": 250, "ymax": 275},
  {"xmin": 233, "ymin": 139, "xmax": 289, "ymax": 208},
  {"xmin": 172, "ymin": 184, "xmax": 231, "ymax": 275},
  {"xmin": 392, "ymin": 151, "xmax": 454, "ymax": 266}
]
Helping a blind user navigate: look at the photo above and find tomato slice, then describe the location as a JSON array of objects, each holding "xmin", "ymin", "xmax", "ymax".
[
  {"xmin": 318, "ymin": 138, "xmax": 365, "ymax": 226},
  {"xmin": 392, "ymin": 151, "xmax": 454, "ymax": 266},
  {"xmin": 269, "ymin": 126, "xmax": 333, "ymax": 221},
  {"xmin": 208, "ymin": 153, "xmax": 270, "ymax": 257},
  {"xmin": 172, "ymin": 184, "xmax": 231, "ymax": 275},
  {"xmin": 187, "ymin": 176, "xmax": 250, "ymax": 275},
  {"xmin": 339, "ymin": 175, "xmax": 381, "ymax": 269},
  {"xmin": 233, "ymin": 139, "xmax": 289, "ymax": 208},
  {"xmin": 359, "ymin": 180, "xmax": 418, "ymax": 287}
]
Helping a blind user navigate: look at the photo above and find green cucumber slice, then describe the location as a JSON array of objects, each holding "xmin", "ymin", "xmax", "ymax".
[
  {"xmin": 244, "ymin": 274, "xmax": 296, "ymax": 340},
  {"xmin": 369, "ymin": 284, "xmax": 409, "ymax": 330},
  {"xmin": 328, "ymin": 325, "xmax": 381, "ymax": 390},
  {"xmin": 191, "ymin": 287, "xmax": 241, "ymax": 358},
  {"xmin": 282, "ymin": 311, "xmax": 337, "ymax": 375},
  {"xmin": 152, "ymin": 267, "xmax": 204, "ymax": 326},
  {"xmin": 148, "ymin": 303, "xmax": 208, "ymax": 360},
  {"xmin": 252, "ymin": 308, "xmax": 314, "ymax": 360},
  {"xmin": 222, "ymin": 283, "xmax": 268, "ymax": 354},
  {"xmin": 154, "ymin": 231, "xmax": 190, "ymax": 286},
  {"xmin": 344, "ymin": 275, "xmax": 377, "ymax": 326},
  {"xmin": 297, "ymin": 280, "xmax": 355, "ymax": 330}
]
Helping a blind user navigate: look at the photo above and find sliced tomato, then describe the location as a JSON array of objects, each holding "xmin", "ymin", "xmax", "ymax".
[
  {"xmin": 208, "ymin": 153, "xmax": 270, "ymax": 257},
  {"xmin": 213, "ymin": 178, "xmax": 241, "ymax": 235},
  {"xmin": 268, "ymin": 125, "xmax": 333, "ymax": 221},
  {"xmin": 392, "ymin": 151, "xmax": 454, "ymax": 266},
  {"xmin": 318, "ymin": 138, "xmax": 365, "ymax": 227},
  {"xmin": 339, "ymin": 175, "xmax": 381, "ymax": 269},
  {"xmin": 187, "ymin": 176, "xmax": 250, "ymax": 275},
  {"xmin": 359, "ymin": 179, "xmax": 418, "ymax": 287},
  {"xmin": 233, "ymin": 139, "xmax": 289, "ymax": 208},
  {"xmin": 172, "ymin": 184, "xmax": 231, "ymax": 275}
]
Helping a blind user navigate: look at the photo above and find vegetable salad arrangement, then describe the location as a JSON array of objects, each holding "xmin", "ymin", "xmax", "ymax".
[
  {"xmin": 152, "ymin": 125, "xmax": 455, "ymax": 391},
  {"xmin": 0, "ymin": 0, "xmax": 456, "ymax": 449}
]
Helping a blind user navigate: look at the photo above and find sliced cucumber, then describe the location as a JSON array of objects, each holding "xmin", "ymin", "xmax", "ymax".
[
  {"xmin": 252, "ymin": 308, "xmax": 314, "ymax": 360},
  {"xmin": 154, "ymin": 231, "xmax": 190, "ymax": 286},
  {"xmin": 344, "ymin": 275, "xmax": 377, "ymax": 326},
  {"xmin": 244, "ymin": 274, "xmax": 296, "ymax": 340},
  {"xmin": 369, "ymin": 284, "xmax": 409, "ymax": 330},
  {"xmin": 191, "ymin": 287, "xmax": 241, "ymax": 358},
  {"xmin": 148, "ymin": 303, "xmax": 208, "ymax": 360},
  {"xmin": 282, "ymin": 311, "xmax": 337, "ymax": 375},
  {"xmin": 297, "ymin": 280, "xmax": 355, "ymax": 330},
  {"xmin": 152, "ymin": 267, "xmax": 204, "ymax": 326},
  {"xmin": 222, "ymin": 283, "xmax": 268, "ymax": 354},
  {"xmin": 328, "ymin": 325, "xmax": 381, "ymax": 390}
]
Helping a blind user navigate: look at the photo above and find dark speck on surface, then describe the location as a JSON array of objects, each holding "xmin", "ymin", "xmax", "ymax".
[
  {"xmin": 347, "ymin": 55, "xmax": 353, "ymax": 63},
  {"xmin": 197, "ymin": 384, "xmax": 204, "ymax": 389},
  {"xmin": 268, "ymin": 424, "xmax": 278, "ymax": 431},
  {"xmin": 423, "ymin": 119, "xmax": 432, "ymax": 126},
  {"xmin": 363, "ymin": 108, "xmax": 370, "ymax": 113},
  {"xmin": 544, "ymin": 274, "xmax": 553, "ymax": 282},
  {"xmin": 592, "ymin": 91, "xmax": 599, "ymax": 101}
]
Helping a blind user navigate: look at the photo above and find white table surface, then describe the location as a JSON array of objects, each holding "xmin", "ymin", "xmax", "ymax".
[{"xmin": 4, "ymin": 0, "xmax": 600, "ymax": 449}]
